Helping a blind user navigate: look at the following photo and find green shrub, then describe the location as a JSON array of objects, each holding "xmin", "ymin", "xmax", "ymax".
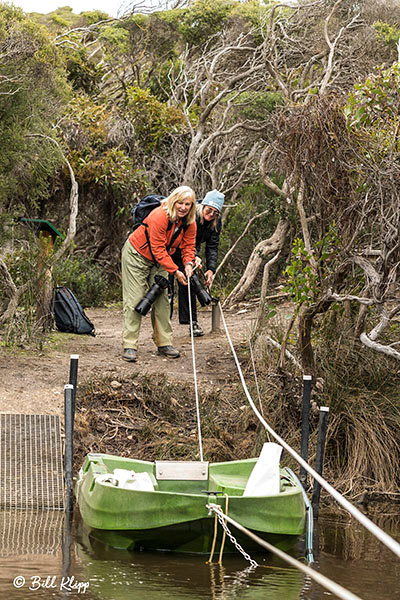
[{"xmin": 53, "ymin": 255, "xmax": 110, "ymax": 307}]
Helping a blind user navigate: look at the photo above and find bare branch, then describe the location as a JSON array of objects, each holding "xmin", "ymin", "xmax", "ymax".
[
  {"xmin": 320, "ymin": 0, "xmax": 361, "ymax": 95},
  {"xmin": 0, "ymin": 258, "xmax": 30, "ymax": 327},
  {"xmin": 224, "ymin": 219, "xmax": 290, "ymax": 306},
  {"xmin": 195, "ymin": 120, "xmax": 266, "ymax": 159},
  {"xmin": 215, "ymin": 207, "xmax": 271, "ymax": 279},
  {"xmin": 328, "ymin": 293, "xmax": 375, "ymax": 306},
  {"xmin": 255, "ymin": 250, "xmax": 282, "ymax": 329},
  {"xmin": 360, "ymin": 332, "xmax": 400, "ymax": 360},
  {"xmin": 53, "ymin": 17, "xmax": 124, "ymax": 46},
  {"xmin": 264, "ymin": 333, "xmax": 302, "ymax": 371},
  {"xmin": 259, "ymin": 147, "xmax": 292, "ymax": 204}
]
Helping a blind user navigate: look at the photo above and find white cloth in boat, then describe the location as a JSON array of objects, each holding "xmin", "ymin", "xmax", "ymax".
[
  {"xmin": 243, "ymin": 442, "xmax": 283, "ymax": 497},
  {"xmin": 98, "ymin": 468, "xmax": 155, "ymax": 491}
]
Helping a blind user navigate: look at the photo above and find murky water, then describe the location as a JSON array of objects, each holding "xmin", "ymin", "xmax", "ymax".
[{"xmin": 0, "ymin": 508, "xmax": 398, "ymax": 599}]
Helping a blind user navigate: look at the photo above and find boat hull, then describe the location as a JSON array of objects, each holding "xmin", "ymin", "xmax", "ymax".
[
  {"xmin": 76, "ymin": 453, "xmax": 306, "ymax": 555},
  {"xmin": 82, "ymin": 519, "xmax": 300, "ymax": 554}
]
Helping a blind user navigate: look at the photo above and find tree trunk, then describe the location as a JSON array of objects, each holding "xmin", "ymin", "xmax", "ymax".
[
  {"xmin": 298, "ymin": 298, "xmax": 334, "ymax": 375},
  {"xmin": 223, "ymin": 219, "xmax": 289, "ymax": 306},
  {"xmin": 0, "ymin": 257, "xmax": 31, "ymax": 329},
  {"xmin": 298, "ymin": 306, "xmax": 315, "ymax": 375},
  {"xmin": 35, "ymin": 231, "xmax": 55, "ymax": 331},
  {"xmin": 254, "ymin": 251, "xmax": 281, "ymax": 331}
]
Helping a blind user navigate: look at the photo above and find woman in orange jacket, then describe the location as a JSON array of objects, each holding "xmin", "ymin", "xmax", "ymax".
[{"xmin": 121, "ymin": 186, "xmax": 196, "ymax": 362}]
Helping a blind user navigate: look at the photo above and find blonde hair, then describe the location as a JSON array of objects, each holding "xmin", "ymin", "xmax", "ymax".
[
  {"xmin": 196, "ymin": 202, "xmax": 219, "ymax": 231},
  {"xmin": 163, "ymin": 186, "xmax": 196, "ymax": 224}
]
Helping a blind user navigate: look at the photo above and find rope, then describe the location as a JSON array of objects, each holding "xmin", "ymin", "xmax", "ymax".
[
  {"xmin": 217, "ymin": 494, "xmax": 229, "ymax": 564},
  {"xmin": 248, "ymin": 331, "xmax": 266, "ymax": 421},
  {"xmin": 207, "ymin": 512, "xmax": 219, "ymax": 564},
  {"xmin": 187, "ymin": 277, "xmax": 203, "ymax": 462},
  {"xmin": 218, "ymin": 301, "xmax": 400, "ymax": 559},
  {"xmin": 207, "ymin": 493, "xmax": 229, "ymax": 564},
  {"xmin": 207, "ymin": 504, "xmax": 362, "ymax": 600}
]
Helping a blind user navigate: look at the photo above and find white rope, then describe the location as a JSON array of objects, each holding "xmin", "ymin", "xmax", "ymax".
[
  {"xmin": 187, "ymin": 277, "xmax": 203, "ymax": 462},
  {"xmin": 219, "ymin": 302, "xmax": 400, "ymax": 559},
  {"xmin": 247, "ymin": 332, "xmax": 266, "ymax": 420},
  {"xmin": 207, "ymin": 504, "xmax": 363, "ymax": 600}
]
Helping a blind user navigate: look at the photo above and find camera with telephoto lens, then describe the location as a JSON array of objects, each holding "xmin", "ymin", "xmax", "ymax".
[
  {"xmin": 135, "ymin": 275, "xmax": 169, "ymax": 316},
  {"xmin": 190, "ymin": 272, "xmax": 212, "ymax": 306}
]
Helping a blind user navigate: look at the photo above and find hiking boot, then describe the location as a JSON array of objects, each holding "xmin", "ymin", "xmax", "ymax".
[
  {"xmin": 158, "ymin": 345, "xmax": 180, "ymax": 359},
  {"xmin": 190, "ymin": 322, "xmax": 204, "ymax": 337},
  {"xmin": 123, "ymin": 348, "xmax": 137, "ymax": 362}
]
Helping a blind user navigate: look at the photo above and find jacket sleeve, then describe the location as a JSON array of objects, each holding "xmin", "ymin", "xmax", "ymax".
[
  {"xmin": 180, "ymin": 221, "xmax": 197, "ymax": 266},
  {"xmin": 205, "ymin": 219, "xmax": 221, "ymax": 272}
]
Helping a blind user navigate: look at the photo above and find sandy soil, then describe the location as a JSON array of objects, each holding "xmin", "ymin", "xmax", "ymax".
[{"xmin": 0, "ymin": 303, "xmax": 257, "ymax": 416}]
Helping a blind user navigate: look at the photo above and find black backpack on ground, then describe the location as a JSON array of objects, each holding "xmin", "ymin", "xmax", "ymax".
[
  {"xmin": 53, "ymin": 286, "xmax": 96, "ymax": 336},
  {"xmin": 131, "ymin": 193, "xmax": 189, "ymax": 265}
]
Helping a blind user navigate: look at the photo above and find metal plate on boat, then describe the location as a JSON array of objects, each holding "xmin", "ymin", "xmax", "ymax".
[{"xmin": 155, "ymin": 461, "xmax": 209, "ymax": 480}]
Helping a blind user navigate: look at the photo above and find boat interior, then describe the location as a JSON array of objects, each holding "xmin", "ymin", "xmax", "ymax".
[{"xmin": 82, "ymin": 452, "xmax": 296, "ymax": 497}]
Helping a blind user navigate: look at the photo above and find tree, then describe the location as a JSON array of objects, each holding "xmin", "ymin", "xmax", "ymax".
[
  {"xmin": 0, "ymin": 5, "xmax": 76, "ymax": 335},
  {"xmin": 0, "ymin": 5, "xmax": 70, "ymax": 207},
  {"xmin": 265, "ymin": 73, "xmax": 400, "ymax": 371},
  {"xmin": 218, "ymin": 0, "xmax": 400, "ymax": 371}
]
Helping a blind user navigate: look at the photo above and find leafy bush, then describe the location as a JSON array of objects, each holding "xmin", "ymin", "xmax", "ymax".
[
  {"xmin": 178, "ymin": 0, "xmax": 234, "ymax": 46},
  {"xmin": 373, "ymin": 20, "xmax": 400, "ymax": 47},
  {"xmin": 0, "ymin": 5, "xmax": 70, "ymax": 205},
  {"xmin": 126, "ymin": 86, "xmax": 186, "ymax": 152},
  {"xmin": 53, "ymin": 254, "xmax": 111, "ymax": 307}
]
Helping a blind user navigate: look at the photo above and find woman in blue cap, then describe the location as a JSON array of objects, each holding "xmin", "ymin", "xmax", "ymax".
[{"xmin": 171, "ymin": 189, "xmax": 225, "ymax": 336}]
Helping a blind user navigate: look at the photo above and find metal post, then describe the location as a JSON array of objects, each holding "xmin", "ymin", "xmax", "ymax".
[
  {"xmin": 64, "ymin": 384, "xmax": 74, "ymax": 514},
  {"xmin": 62, "ymin": 510, "xmax": 73, "ymax": 581},
  {"xmin": 211, "ymin": 301, "xmax": 221, "ymax": 332},
  {"xmin": 299, "ymin": 375, "xmax": 312, "ymax": 488},
  {"xmin": 68, "ymin": 354, "xmax": 79, "ymax": 424},
  {"xmin": 312, "ymin": 406, "xmax": 330, "ymax": 518}
]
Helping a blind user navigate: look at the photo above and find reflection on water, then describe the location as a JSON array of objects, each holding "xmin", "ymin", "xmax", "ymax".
[
  {"xmin": 0, "ymin": 510, "xmax": 64, "ymax": 598},
  {"xmin": 0, "ymin": 509, "xmax": 63, "ymax": 557},
  {"xmin": 0, "ymin": 507, "xmax": 398, "ymax": 600},
  {"xmin": 76, "ymin": 526, "xmax": 304, "ymax": 600},
  {"xmin": 311, "ymin": 509, "xmax": 400, "ymax": 600}
]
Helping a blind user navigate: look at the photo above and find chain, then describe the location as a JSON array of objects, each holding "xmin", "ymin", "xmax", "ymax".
[{"xmin": 206, "ymin": 504, "xmax": 258, "ymax": 568}]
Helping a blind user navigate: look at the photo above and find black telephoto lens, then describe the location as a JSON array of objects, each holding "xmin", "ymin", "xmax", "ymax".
[
  {"xmin": 135, "ymin": 275, "xmax": 169, "ymax": 316},
  {"xmin": 190, "ymin": 272, "xmax": 212, "ymax": 306}
]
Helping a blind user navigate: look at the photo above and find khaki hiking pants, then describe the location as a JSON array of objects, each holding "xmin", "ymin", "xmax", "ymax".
[{"xmin": 122, "ymin": 239, "xmax": 172, "ymax": 350}]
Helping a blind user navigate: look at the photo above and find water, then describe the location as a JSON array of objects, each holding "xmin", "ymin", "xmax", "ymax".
[{"xmin": 0, "ymin": 508, "xmax": 398, "ymax": 600}]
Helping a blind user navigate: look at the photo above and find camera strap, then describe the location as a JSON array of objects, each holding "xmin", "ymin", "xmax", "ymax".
[
  {"xmin": 143, "ymin": 217, "xmax": 188, "ymax": 266},
  {"xmin": 143, "ymin": 225, "xmax": 159, "ymax": 265}
]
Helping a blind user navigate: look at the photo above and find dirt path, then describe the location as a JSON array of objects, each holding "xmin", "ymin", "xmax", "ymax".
[{"xmin": 0, "ymin": 304, "xmax": 256, "ymax": 415}]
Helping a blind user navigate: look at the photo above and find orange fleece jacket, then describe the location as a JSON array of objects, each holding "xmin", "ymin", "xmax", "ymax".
[{"xmin": 128, "ymin": 205, "xmax": 196, "ymax": 274}]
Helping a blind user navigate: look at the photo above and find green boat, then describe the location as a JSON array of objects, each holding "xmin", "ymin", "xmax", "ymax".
[{"xmin": 76, "ymin": 448, "xmax": 306, "ymax": 555}]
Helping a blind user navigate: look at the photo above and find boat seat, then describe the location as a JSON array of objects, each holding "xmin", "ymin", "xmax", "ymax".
[
  {"xmin": 208, "ymin": 473, "xmax": 248, "ymax": 495},
  {"xmin": 155, "ymin": 461, "xmax": 208, "ymax": 481}
]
